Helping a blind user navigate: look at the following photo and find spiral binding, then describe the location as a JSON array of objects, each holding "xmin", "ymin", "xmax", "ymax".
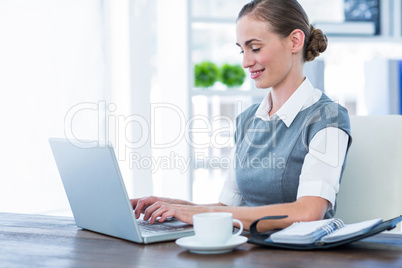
[{"xmin": 333, "ymin": 218, "xmax": 345, "ymax": 229}]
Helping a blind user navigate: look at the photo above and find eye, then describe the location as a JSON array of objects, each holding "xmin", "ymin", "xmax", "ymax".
[
  {"xmin": 239, "ymin": 50, "xmax": 244, "ymax": 54},
  {"xmin": 252, "ymin": 48, "xmax": 261, "ymax": 53}
]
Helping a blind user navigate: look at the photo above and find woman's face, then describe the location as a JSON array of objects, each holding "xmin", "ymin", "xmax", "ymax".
[{"xmin": 236, "ymin": 15, "xmax": 293, "ymax": 89}]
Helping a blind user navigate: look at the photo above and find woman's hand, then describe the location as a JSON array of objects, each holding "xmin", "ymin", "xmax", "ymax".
[
  {"xmin": 141, "ymin": 202, "xmax": 211, "ymax": 224},
  {"xmin": 130, "ymin": 196, "xmax": 196, "ymax": 222},
  {"xmin": 131, "ymin": 196, "xmax": 230, "ymax": 225}
]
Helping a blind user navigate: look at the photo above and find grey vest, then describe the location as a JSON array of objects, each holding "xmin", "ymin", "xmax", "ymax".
[{"xmin": 235, "ymin": 93, "xmax": 352, "ymax": 218}]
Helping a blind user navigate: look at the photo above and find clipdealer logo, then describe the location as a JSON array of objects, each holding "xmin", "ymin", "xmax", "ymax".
[{"xmin": 63, "ymin": 101, "xmax": 237, "ymax": 171}]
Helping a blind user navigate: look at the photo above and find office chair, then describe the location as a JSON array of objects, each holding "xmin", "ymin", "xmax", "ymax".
[{"xmin": 335, "ymin": 115, "xmax": 402, "ymax": 229}]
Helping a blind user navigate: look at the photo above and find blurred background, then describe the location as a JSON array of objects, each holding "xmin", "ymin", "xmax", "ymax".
[{"xmin": 0, "ymin": 0, "xmax": 401, "ymax": 216}]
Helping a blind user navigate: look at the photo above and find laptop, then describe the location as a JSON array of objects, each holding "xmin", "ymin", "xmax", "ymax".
[{"xmin": 49, "ymin": 138, "xmax": 194, "ymax": 244}]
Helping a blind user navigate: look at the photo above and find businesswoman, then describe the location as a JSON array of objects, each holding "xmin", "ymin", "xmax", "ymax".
[{"xmin": 131, "ymin": 0, "xmax": 352, "ymax": 231}]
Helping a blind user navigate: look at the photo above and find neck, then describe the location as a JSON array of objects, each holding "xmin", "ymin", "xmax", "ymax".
[{"xmin": 269, "ymin": 72, "xmax": 305, "ymax": 117}]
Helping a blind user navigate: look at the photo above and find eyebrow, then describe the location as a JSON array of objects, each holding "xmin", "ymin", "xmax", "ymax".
[{"xmin": 236, "ymin": 38, "xmax": 261, "ymax": 47}]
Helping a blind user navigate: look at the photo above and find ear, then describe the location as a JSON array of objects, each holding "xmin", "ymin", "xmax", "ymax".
[{"xmin": 289, "ymin": 29, "xmax": 305, "ymax": 54}]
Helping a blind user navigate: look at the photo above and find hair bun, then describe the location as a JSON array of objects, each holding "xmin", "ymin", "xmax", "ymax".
[{"xmin": 305, "ymin": 25, "xmax": 328, "ymax": 62}]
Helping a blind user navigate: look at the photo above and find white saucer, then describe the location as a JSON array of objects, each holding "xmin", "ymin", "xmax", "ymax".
[{"xmin": 175, "ymin": 235, "xmax": 248, "ymax": 254}]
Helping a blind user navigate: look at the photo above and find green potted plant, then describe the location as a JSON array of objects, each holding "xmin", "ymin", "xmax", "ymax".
[
  {"xmin": 194, "ymin": 61, "xmax": 219, "ymax": 88},
  {"xmin": 220, "ymin": 64, "xmax": 246, "ymax": 88}
]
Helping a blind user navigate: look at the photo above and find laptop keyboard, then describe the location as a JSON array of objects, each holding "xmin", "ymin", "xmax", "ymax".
[{"xmin": 137, "ymin": 219, "xmax": 187, "ymax": 234}]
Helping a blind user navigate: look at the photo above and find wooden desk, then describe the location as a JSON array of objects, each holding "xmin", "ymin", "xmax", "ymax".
[{"xmin": 1, "ymin": 213, "xmax": 402, "ymax": 268}]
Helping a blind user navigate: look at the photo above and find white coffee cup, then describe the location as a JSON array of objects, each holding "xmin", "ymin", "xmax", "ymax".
[{"xmin": 193, "ymin": 212, "xmax": 243, "ymax": 245}]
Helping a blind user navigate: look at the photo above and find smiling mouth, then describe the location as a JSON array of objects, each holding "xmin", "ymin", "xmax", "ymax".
[
  {"xmin": 250, "ymin": 69, "xmax": 265, "ymax": 79},
  {"xmin": 251, "ymin": 69, "xmax": 264, "ymax": 75}
]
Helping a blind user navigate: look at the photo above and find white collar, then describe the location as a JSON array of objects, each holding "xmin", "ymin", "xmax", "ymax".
[{"xmin": 255, "ymin": 78, "xmax": 321, "ymax": 127}]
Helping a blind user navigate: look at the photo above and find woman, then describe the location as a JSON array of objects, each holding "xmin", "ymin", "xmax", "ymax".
[{"xmin": 131, "ymin": 0, "xmax": 352, "ymax": 232}]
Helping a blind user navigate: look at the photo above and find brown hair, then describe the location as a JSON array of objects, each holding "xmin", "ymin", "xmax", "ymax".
[{"xmin": 237, "ymin": 0, "xmax": 327, "ymax": 62}]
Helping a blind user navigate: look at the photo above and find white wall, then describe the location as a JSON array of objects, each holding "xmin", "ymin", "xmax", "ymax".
[
  {"xmin": 0, "ymin": 0, "xmax": 107, "ymax": 215},
  {"xmin": 0, "ymin": 0, "xmax": 196, "ymax": 216},
  {"xmin": 151, "ymin": 0, "xmax": 190, "ymax": 200}
]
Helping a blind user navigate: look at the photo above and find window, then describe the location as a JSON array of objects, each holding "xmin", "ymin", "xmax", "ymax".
[
  {"xmin": 0, "ymin": 0, "xmax": 107, "ymax": 215},
  {"xmin": 189, "ymin": 0, "xmax": 262, "ymax": 203}
]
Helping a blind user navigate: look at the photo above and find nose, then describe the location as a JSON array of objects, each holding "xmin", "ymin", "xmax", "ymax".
[{"xmin": 242, "ymin": 51, "xmax": 254, "ymax": 69}]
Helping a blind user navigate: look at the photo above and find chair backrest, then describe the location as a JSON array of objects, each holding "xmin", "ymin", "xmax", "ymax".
[{"xmin": 335, "ymin": 115, "xmax": 402, "ymax": 225}]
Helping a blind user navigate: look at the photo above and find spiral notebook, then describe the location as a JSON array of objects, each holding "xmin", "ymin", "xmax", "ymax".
[{"xmin": 249, "ymin": 215, "xmax": 402, "ymax": 250}]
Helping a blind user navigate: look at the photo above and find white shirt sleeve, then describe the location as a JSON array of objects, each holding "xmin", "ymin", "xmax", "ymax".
[
  {"xmin": 297, "ymin": 127, "xmax": 349, "ymax": 210},
  {"xmin": 218, "ymin": 148, "xmax": 246, "ymax": 206}
]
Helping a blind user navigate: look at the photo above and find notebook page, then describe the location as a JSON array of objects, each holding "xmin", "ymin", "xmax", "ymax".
[
  {"xmin": 273, "ymin": 219, "xmax": 334, "ymax": 236},
  {"xmin": 270, "ymin": 219, "xmax": 334, "ymax": 244}
]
